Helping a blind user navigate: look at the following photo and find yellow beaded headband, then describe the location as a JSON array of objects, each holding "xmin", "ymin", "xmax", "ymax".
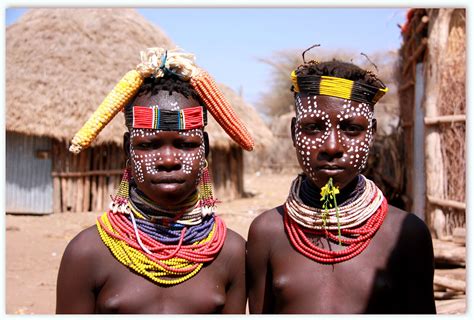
[
  {"xmin": 69, "ymin": 47, "xmax": 255, "ymax": 154},
  {"xmin": 291, "ymin": 70, "xmax": 388, "ymax": 105}
]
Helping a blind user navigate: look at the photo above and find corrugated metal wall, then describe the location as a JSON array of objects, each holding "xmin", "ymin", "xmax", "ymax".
[{"xmin": 6, "ymin": 132, "xmax": 53, "ymax": 214}]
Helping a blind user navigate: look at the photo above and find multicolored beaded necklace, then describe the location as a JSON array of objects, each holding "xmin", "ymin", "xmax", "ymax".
[
  {"xmin": 129, "ymin": 187, "xmax": 204, "ymax": 225},
  {"xmin": 97, "ymin": 171, "xmax": 226, "ymax": 285},
  {"xmin": 284, "ymin": 174, "xmax": 387, "ymax": 264}
]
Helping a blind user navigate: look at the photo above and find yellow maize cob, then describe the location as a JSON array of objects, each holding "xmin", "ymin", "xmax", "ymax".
[
  {"xmin": 69, "ymin": 70, "xmax": 144, "ymax": 154},
  {"xmin": 190, "ymin": 70, "xmax": 255, "ymax": 151}
]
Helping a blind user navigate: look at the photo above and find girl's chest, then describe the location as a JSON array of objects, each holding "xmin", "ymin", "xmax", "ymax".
[
  {"xmin": 270, "ymin": 237, "xmax": 398, "ymax": 313},
  {"xmin": 95, "ymin": 260, "xmax": 227, "ymax": 313}
]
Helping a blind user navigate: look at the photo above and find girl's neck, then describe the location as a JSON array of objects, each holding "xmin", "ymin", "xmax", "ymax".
[
  {"xmin": 299, "ymin": 174, "xmax": 364, "ymax": 208},
  {"xmin": 129, "ymin": 183, "xmax": 198, "ymax": 217}
]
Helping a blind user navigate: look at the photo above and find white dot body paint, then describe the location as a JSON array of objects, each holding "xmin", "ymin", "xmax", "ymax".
[
  {"xmin": 130, "ymin": 128, "xmax": 205, "ymax": 184},
  {"xmin": 295, "ymin": 95, "xmax": 331, "ymax": 180},
  {"xmin": 294, "ymin": 96, "xmax": 374, "ymax": 182}
]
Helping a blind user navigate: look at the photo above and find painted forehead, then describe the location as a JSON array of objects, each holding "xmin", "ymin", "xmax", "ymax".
[
  {"xmin": 130, "ymin": 128, "xmax": 204, "ymax": 139},
  {"xmin": 295, "ymin": 94, "xmax": 374, "ymax": 118}
]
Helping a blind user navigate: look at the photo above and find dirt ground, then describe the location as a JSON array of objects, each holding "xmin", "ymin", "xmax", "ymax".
[
  {"xmin": 5, "ymin": 171, "xmax": 464, "ymax": 314},
  {"xmin": 5, "ymin": 171, "xmax": 297, "ymax": 314}
]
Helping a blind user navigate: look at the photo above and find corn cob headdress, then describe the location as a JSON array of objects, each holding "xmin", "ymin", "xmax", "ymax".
[{"xmin": 69, "ymin": 47, "xmax": 255, "ymax": 154}]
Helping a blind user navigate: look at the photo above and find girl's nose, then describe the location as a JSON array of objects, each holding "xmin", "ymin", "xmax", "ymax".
[
  {"xmin": 319, "ymin": 129, "xmax": 344, "ymax": 160},
  {"xmin": 156, "ymin": 147, "xmax": 181, "ymax": 172}
]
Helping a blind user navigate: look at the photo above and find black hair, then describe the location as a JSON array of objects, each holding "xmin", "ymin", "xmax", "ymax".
[
  {"xmin": 138, "ymin": 74, "xmax": 201, "ymax": 100},
  {"xmin": 291, "ymin": 59, "xmax": 386, "ymax": 92},
  {"xmin": 124, "ymin": 75, "xmax": 202, "ymax": 128}
]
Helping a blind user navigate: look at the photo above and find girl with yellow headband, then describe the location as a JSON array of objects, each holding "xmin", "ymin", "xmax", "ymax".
[{"xmin": 247, "ymin": 53, "xmax": 435, "ymax": 314}]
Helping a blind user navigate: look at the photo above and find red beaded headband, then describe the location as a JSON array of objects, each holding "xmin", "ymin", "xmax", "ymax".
[{"xmin": 132, "ymin": 106, "xmax": 206, "ymax": 131}]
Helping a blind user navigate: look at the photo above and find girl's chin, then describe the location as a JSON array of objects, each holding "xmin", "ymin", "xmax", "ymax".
[
  {"xmin": 305, "ymin": 174, "xmax": 351, "ymax": 191},
  {"xmin": 142, "ymin": 187, "xmax": 197, "ymax": 206}
]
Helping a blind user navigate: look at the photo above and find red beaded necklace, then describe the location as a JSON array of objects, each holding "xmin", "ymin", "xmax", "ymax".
[{"xmin": 284, "ymin": 193, "xmax": 388, "ymax": 264}]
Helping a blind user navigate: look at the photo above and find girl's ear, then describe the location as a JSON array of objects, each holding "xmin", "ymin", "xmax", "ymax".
[
  {"xmin": 291, "ymin": 117, "xmax": 297, "ymax": 147},
  {"xmin": 123, "ymin": 131, "xmax": 131, "ymax": 159},
  {"xmin": 203, "ymin": 132, "xmax": 210, "ymax": 157},
  {"xmin": 371, "ymin": 118, "xmax": 377, "ymax": 136}
]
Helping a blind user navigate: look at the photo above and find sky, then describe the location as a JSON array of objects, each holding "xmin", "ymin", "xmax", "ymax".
[{"xmin": 5, "ymin": 7, "xmax": 407, "ymax": 107}]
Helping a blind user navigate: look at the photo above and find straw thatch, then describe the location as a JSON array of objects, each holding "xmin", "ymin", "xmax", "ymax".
[
  {"xmin": 6, "ymin": 8, "xmax": 174, "ymax": 146},
  {"xmin": 266, "ymin": 111, "xmax": 298, "ymax": 171},
  {"xmin": 210, "ymin": 84, "xmax": 274, "ymax": 151},
  {"xmin": 6, "ymin": 8, "xmax": 273, "ymax": 152},
  {"xmin": 6, "ymin": 8, "xmax": 274, "ymax": 209}
]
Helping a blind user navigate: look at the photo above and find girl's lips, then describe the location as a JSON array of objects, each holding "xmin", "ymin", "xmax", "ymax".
[
  {"xmin": 318, "ymin": 164, "xmax": 344, "ymax": 170},
  {"xmin": 152, "ymin": 177, "xmax": 185, "ymax": 184},
  {"xmin": 316, "ymin": 165, "xmax": 345, "ymax": 175},
  {"xmin": 318, "ymin": 168, "xmax": 344, "ymax": 175},
  {"xmin": 318, "ymin": 164, "xmax": 343, "ymax": 169}
]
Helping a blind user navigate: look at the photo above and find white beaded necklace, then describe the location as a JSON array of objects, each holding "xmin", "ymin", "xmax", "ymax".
[{"xmin": 285, "ymin": 175, "xmax": 384, "ymax": 231}]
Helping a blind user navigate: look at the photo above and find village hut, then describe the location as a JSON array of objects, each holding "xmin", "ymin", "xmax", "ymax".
[
  {"xmin": 206, "ymin": 84, "xmax": 274, "ymax": 199},
  {"xmin": 398, "ymin": 8, "xmax": 466, "ymax": 238},
  {"xmin": 6, "ymin": 8, "xmax": 273, "ymax": 214},
  {"xmin": 267, "ymin": 111, "xmax": 298, "ymax": 172}
]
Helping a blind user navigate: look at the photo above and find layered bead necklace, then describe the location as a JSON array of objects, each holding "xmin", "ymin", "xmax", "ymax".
[
  {"xmin": 284, "ymin": 174, "xmax": 387, "ymax": 264},
  {"xmin": 97, "ymin": 185, "xmax": 226, "ymax": 286}
]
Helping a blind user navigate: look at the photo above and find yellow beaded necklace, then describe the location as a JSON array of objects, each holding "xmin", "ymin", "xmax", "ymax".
[{"xmin": 97, "ymin": 208, "xmax": 225, "ymax": 286}]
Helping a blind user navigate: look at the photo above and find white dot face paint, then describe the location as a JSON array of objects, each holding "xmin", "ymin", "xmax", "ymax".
[
  {"xmin": 129, "ymin": 128, "xmax": 205, "ymax": 185},
  {"xmin": 294, "ymin": 95, "xmax": 330, "ymax": 180},
  {"xmin": 127, "ymin": 90, "xmax": 207, "ymax": 207},
  {"xmin": 336, "ymin": 102, "xmax": 374, "ymax": 172},
  {"xmin": 293, "ymin": 94, "xmax": 374, "ymax": 190}
]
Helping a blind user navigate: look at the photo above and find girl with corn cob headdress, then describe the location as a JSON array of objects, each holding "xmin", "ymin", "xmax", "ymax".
[
  {"xmin": 56, "ymin": 48, "xmax": 250, "ymax": 314},
  {"xmin": 246, "ymin": 48, "xmax": 435, "ymax": 314}
]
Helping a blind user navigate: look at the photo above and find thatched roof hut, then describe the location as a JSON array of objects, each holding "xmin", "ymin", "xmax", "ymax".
[
  {"xmin": 207, "ymin": 84, "xmax": 274, "ymax": 198},
  {"xmin": 207, "ymin": 84, "xmax": 273, "ymax": 150},
  {"xmin": 265, "ymin": 111, "xmax": 298, "ymax": 172},
  {"xmin": 6, "ymin": 8, "xmax": 273, "ymax": 213},
  {"xmin": 7, "ymin": 8, "xmax": 174, "ymax": 146},
  {"xmin": 398, "ymin": 8, "xmax": 466, "ymax": 238}
]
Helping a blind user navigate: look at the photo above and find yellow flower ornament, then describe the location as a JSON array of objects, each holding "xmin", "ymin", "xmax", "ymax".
[{"xmin": 320, "ymin": 178, "xmax": 342, "ymax": 243}]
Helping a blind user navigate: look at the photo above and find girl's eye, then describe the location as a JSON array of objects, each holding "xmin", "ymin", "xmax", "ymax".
[
  {"xmin": 134, "ymin": 141, "xmax": 160, "ymax": 150},
  {"xmin": 137, "ymin": 142, "xmax": 152, "ymax": 149},
  {"xmin": 341, "ymin": 124, "xmax": 364, "ymax": 133},
  {"xmin": 302, "ymin": 123, "xmax": 323, "ymax": 132},
  {"xmin": 179, "ymin": 141, "xmax": 201, "ymax": 149}
]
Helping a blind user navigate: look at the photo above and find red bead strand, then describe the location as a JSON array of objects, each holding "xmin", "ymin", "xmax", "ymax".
[{"xmin": 284, "ymin": 198, "xmax": 387, "ymax": 264}]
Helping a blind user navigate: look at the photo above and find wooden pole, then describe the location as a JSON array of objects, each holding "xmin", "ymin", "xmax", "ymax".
[
  {"xmin": 73, "ymin": 149, "xmax": 80, "ymax": 212},
  {"xmin": 399, "ymin": 80, "xmax": 415, "ymax": 92},
  {"xmin": 403, "ymin": 38, "xmax": 428, "ymax": 76},
  {"xmin": 52, "ymin": 141, "xmax": 61, "ymax": 213},
  {"xmin": 75, "ymin": 150, "xmax": 85, "ymax": 212},
  {"xmin": 98, "ymin": 145, "xmax": 103, "ymax": 211},
  {"xmin": 434, "ymin": 275, "xmax": 466, "ymax": 293},
  {"xmin": 83, "ymin": 150, "xmax": 91, "ymax": 212},
  {"xmin": 59, "ymin": 142, "xmax": 65, "ymax": 212},
  {"xmin": 61, "ymin": 143, "xmax": 69, "ymax": 212},
  {"xmin": 424, "ymin": 114, "xmax": 466, "ymax": 125},
  {"xmin": 424, "ymin": 9, "xmax": 453, "ymax": 238},
  {"xmin": 106, "ymin": 144, "xmax": 114, "ymax": 206},
  {"xmin": 427, "ymin": 195, "xmax": 466, "ymax": 210},
  {"xmin": 66, "ymin": 145, "xmax": 73, "ymax": 212},
  {"xmin": 91, "ymin": 146, "xmax": 99, "ymax": 211}
]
